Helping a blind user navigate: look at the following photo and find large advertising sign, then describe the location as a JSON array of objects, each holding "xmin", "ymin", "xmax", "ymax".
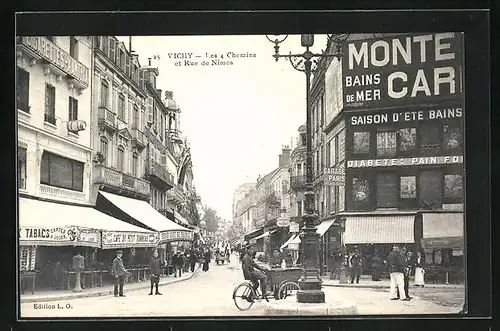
[
  {"xmin": 19, "ymin": 226, "xmax": 101, "ymax": 248},
  {"xmin": 159, "ymin": 230, "xmax": 194, "ymax": 243},
  {"xmin": 102, "ymin": 231, "xmax": 159, "ymax": 249},
  {"xmin": 342, "ymin": 33, "xmax": 464, "ymax": 109}
]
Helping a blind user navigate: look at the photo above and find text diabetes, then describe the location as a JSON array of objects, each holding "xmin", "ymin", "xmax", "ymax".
[{"xmin": 344, "ymin": 33, "xmax": 461, "ymax": 102}]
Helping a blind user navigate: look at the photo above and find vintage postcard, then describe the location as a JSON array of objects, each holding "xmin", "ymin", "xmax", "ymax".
[{"xmin": 17, "ymin": 32, "xmax": 466, "ymax": 318}]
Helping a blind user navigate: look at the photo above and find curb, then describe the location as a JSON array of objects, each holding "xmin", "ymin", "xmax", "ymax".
[
  {"xmin": 322, "ymin": 283, "xmax": 464, "ymax": 290},
  {"xmin": 21, "ymin": 266, "xmax": 202, "ymax": 304}
]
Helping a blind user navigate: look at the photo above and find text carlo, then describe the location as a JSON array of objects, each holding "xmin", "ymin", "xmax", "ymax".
[{"xmin": 342, "ymin": 33, "xmax": 463, "ymax": 109}]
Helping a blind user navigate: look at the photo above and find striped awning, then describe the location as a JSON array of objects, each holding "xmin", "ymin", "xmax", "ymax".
[
  {"xmin": 343, "ymin": 215, "xmax": 415, "ymax": 244},
  {"xmin": 422, "ymin": 212, "xmax": 463, "ymax": 239},
  {"xmin": 316, "ymin": 219, "xmax": 336, "ymax": 237},
  {"xmin": 280, "ymin": 234, "xmax": 298, "ymax": 249},
  {"xmin": 253, "ymin": 230, "xmax": 277, "ymax": 240}
]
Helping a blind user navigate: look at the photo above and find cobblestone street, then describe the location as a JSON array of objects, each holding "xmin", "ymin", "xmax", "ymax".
[{"xmin": 21, "ymin": 257, "xmax": 464, "ymax": 317}]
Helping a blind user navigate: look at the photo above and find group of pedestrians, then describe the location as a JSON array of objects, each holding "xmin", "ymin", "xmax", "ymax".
[{"xmin": 385, "ymin": 245, "xmax": 425, "ymax": 301}]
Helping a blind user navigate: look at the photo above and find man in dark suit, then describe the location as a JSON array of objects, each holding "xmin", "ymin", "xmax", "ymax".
[
  {"xmin": 149, "ymin": 250, "xmax": 162, "ymax": 295},
  {"xmin": 111, "ymin": 250, "xmax": 130, "ymax": 297},
  {"xmin": 397, "ymin": 247, "xmax": 413, "ymax": 300},
  {"xmin": 349, "ymin": 247, "xmax": 362, "ymax": 284}
]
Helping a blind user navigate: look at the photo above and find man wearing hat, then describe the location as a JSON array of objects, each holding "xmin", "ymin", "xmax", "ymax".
[
  {"xmin": 149, "ymin": 250, "xmax": 162, "ymax": 295},
  {"xmin": 349, "ymin": 246, "xmax": 362, "ymax": 284},
  {"xmin": 241, "ymin": 244, "xmax": 271, "ymax": 299},
  {"xmin": 111, "ymin": 250, "xmax": 130, "ymax": 297}
]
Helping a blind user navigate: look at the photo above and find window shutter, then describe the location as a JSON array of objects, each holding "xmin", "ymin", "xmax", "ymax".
[
  {"xmin": 112, "ymin": 89, "xmax": 117, "ymax": 114},
  {"xmin": 74, "ymin": 98, "xmax": 78, "ymax": 120},
  {"xmin": 68, "ymin": 97, "xmax": 72, "ymax": 120},
  {"xmin": 125, "ymin": 54, "xmax": 131, "ymax": 77},
  {"xmin": 147, "ymin": 97, "xmax": 154, "ymax": 124},
  {"xmin": 109, "ymin": 38, "xmax": 116, "ymax": 61}
]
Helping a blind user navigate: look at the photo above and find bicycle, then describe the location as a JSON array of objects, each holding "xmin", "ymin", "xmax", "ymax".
[{"xmin": 232, "ymin": 279, "xmax": 301, "ymax": 311}]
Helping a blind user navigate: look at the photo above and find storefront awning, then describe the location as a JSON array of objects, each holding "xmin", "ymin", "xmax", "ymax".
[
  {"xmin": 422, "ymin": 212, "xmax": 463, "ymax": 239},
  {"xmin": 253, "ymin": 230, "xmax": 277, "ymax": 241},
  {"xmin": 98, "ymin": 192, "xmax": 193, "ymax": 243},
  {"xmin": 19, "ymin": 197, "xmax": 157, "ymax": 248},
  {"xmin": 343, "ymin": 215, "xmax": 415, "ymax": 244},
  {"xmin": 316, "ymin": 219, "xmax": 336, "ymax": 237},
  {"xmin": 244, "ymin": 228, "xmax": 264, "ymax": 241},
  {"xmin": 280, "ymin": 234, "xmax": 298, "ymax": 249}
]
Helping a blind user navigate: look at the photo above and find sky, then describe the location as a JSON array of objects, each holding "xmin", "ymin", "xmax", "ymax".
[{"xmin": 117, "ymin": 35, "xmax": 329, "ymax": 223}]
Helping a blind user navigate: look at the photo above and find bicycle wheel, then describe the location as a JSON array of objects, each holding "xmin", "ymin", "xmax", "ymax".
[
  {"xmin": 233, "ymin": 282, "xmax": 256, "ymax": 311},
  {"xmin": 278, "ymin": 281, "xmax": 300, "ymax": 300}
]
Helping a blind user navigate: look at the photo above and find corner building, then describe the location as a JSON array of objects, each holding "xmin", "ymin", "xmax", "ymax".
[{"xmin": 338, "ymin": 33, "xmax": 465, "ymax": 283}]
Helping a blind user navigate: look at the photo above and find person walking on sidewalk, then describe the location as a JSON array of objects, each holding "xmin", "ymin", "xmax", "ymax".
[
  {"xmin": 386, "ymin": 245, "xmax": 409, "ymax": 301},
  {"xmin": 371, "ymin": 251, "xmax": 383, "ymax": 281},
  {"xmin": 188, "ymin": 248, "xmax": 198, "ymax": 272},
  {"xmin": 349, "ymin": 247, "xmax": 362, "ymax": 284},
  {"xmin": 111, "ymin": 250, "xmax": 130, "ymax": 297},
  {"xmin": 148, "ymin": 250, "xmax": 162, "ymax": 295},
  {"xmin": 414, "ymin": 251, "xmax": 425, "ymax": 287}
]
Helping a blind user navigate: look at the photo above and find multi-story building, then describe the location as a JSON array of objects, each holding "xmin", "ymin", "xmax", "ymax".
[
  {"xmin": 232, "ymin": 183, "xmax": 255, "ymax": 224},
  {"xmin": 319, "ymin": 33, "xmax": 465, "ymax": 282},
  {"xmin": 289, "ymin": 125, "xmax": 307, "ymax": 221}
]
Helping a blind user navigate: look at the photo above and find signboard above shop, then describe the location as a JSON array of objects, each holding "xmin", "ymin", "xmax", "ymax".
[
  {"xmin": 277, "ymin": 217, "xmax": 290, "ymax": 228},
  {"xmin": 323, "ymin": 164, "xmax": 346, "ymax": 186},
  {"xmin": 342, "ymin": 33, "xmax": 464, "ymax": 110},
  {"xmin": 349, "ymin": 106, "xmax": 463, "ymax": 126},
  {"xmin": 347, "ymin": 155, "xmax": 463, "ymax": 168}
]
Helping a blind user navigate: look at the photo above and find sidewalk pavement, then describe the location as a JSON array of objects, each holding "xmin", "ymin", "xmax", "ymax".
[
  {"xmin": 321, "ymin": 275, "xmax": 464, "ymax": 289},
  {"xmin": 20, "ymin": 266, "xmax": 202, "ymax": 303}
]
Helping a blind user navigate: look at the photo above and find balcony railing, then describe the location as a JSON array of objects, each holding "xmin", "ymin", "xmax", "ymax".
[
  {"xmin": 131, "ymin": 128, "xmax": 146, "ymax": 148},
  {"xmin": 93, "ymin": 164, "xmax": 150, "ymax": 197},
  {"xmin": 98, "ymin": 106, "xmax": 117, "ymax": 132},
  {"xmin": 146, "ymin": 160, "xmax": 175, "ymax": 188},
  {"xmin": 17, "ymin": 36, "xmax": 89, "ymax": 88},
  {"xmin": 290, "ymin": 175, "xmax": 307, "ymax": 190}
]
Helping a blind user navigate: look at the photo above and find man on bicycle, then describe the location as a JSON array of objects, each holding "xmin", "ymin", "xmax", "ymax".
[{"xmin": 241, "ymin": 245, "xmax": 271, "ymax": 300}]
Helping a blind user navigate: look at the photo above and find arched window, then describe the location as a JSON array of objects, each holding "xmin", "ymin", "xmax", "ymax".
[
  {"xmin": 117, "ymin": 145, "xmax": 125, "ymax": 172},
  {"xmin": 100, "ymin": 136, "xmax": 108, "ymax": 165},
  {"xmin": 132, "ymin": 152, "xmax": 138, "ymax": 176}
]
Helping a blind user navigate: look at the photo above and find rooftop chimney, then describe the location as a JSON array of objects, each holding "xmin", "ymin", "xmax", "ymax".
[{"xmin": 279, "ymin": 145, "xmax": 292, "ymax": 168}]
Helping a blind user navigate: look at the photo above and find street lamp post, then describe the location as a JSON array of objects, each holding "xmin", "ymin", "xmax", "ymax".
[{"xmin": 266, "ymin": 34, "xmax": 348, "ymax": 303}]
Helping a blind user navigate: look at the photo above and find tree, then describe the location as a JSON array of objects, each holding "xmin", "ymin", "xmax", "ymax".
[{"xmin": 202, "ymin": 206, "xmax": 219, "ymax": 233}]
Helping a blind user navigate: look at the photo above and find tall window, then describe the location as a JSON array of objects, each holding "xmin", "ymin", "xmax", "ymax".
[
  {"xmin": 420, "ymin": 123, "xmax": 440, "ymax": 155},
  {"xmin": 133, "ymin": 105, "xmax": 140, "ymax": 129},
  {"xmin": 118, "ymin": 95, "xmax": 125, "ymax": 120},
  {"xmin": 398, "ymin": 128, "xmax": 417, "ymax": 152},
  {"xmin": 352, "ymin": 177, "xmax": 370, "ymax": 210},
  {"xmin": 70, "ymin": 37, "xmax": 79, "ymax": 59},
  {"xmin": 40, "ymin": 152, "xmax": 84, "ymax": 191},
  {"xmin": 376, "ymin": 172, "xmax": 398, "ymax": 208},
  {"xmin": 44, "ymin": 84, "xmax": 56, "ymax": 125},
  {"xmin": 100, "ymin": 137, "xmax": 108, "ymax": 164},
  {"xmin": 16, "ymin": 67, "xmax": 30, "ymax": 113},
  {"xmin": 18, "ymin": 147, "xmax": 27, "ymax": 190},
  {"xmin": 330, "ymin": 138, "xmax": 336, "ymax": 167},
  {"xmin": 100, "ymin": 81, "xmax": 109, "ymax": 107},
  {"xmin": 443, "ymin": 122, "xmax": 463, "ymax": 150},
  {"xmin": 297, "ymin": 201, "xmax": 302, "ymax": 217},
  {"xmin": 326, "ymin": 142, "xmax": 331, "ymax": 167},
  {"xmin": 297, "ymin": 163, "xmax": 302, "ymax": 176},
  {"xmin": 68, "ymin": 97, "xmax": 78, "ymax": 121},
  {"xmin": 132, "ymin": 153, "xmax": 138, "ymax": 176},
  {"xmin": 338, "ymin": 130, "xmax": 345, "ymax": 162},
  {"xmin": 444, "ymin": 174, "xmax": 463, "ymax": 199},
  {"xmin": 376, "ymin": 131, "xmax": 397, "ymax": 157},
  {"xmin": 419, "ymin": 170, "xmax": 442, "ymax": 209},
  {"xmin": 117, "ymin": 146, "xmax": 125, "ymax": 172},
  {"xmin": 330, "ymin": 186, "xmax": 337, "ymax": 213},
  {"xmin": 353, "ymin": 132, "xmax": 370, "ymax": 154}
]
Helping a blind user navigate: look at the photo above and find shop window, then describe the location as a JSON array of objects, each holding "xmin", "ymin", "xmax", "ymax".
[
  {"xmin": 419, "ymin": 170, "xmax": 442, "ymax": 209},
  {"xmin": 16, "ymin": 67, "xmax": 30, "ymax": 113},
  {"xmin": 398, "ymin": 127, "xmax": 417, "ymax": 152},
  {"xmin": 419, "ymin": 123, "xmax": 440, "ymax": 155},
  {"xmin": 376, "ymin": 131, "xmax": 397, "ymax": 157},
  {"xmin": 352, "ymin": 177, "xmax": 371, "ymax": 210},
  {"xmin": 443, "ymin": 122, "xmax": 463, "ymax": 150},
  {"xmin": 18, "ymin": 147, "xmax": 27, "ymax": 190},
  {"xmin": 353, "ymin": 132, "xmax": 370, "ymax": 154},
  {"xmin": 376, "ymin": 172, "xmax": 398, "ymax": 208},
  {"xmin": 40, "ymin": 152, "xmax": 84, "ymax": 192},
  {"xmin": 444, "ymin": 174, "xmax": 463, "ymax": 199},
  {"xmin": 400, "ymin": 176, "xmax": 416, "ymax": 199}
]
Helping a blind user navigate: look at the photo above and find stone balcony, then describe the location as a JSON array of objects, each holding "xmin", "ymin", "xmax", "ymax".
[
  {"xmin": 93, "ymin": 163, "xmax": 150, "ymax": 198},
  {"xmin": 97, "ymin": 106, "xmax": 117, "ymax": 133},
  {"xmin": 167, "ymin": 184, "xmax": 186, "ymax": 205},
  {"xmin": 145, "ymin": 159, "xmax": 176, "ymax": 190},
  {"xmin": 131, "ymin": 128, "xmax": 146, "ymax": 150}
]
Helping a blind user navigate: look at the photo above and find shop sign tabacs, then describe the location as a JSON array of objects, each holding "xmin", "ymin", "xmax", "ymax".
[
  {"xmin": 20, "ymin": 226, "xmax": 77, "ymax": 242},
  {"xmin": 342, "ymin": 33, "xmax": 464, "ymax": 109}
]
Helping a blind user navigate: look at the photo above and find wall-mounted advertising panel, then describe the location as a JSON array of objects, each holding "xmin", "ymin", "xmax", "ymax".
[{"xmin": 342, "ymin": 33, "xmax": 464, "ymax": 110}]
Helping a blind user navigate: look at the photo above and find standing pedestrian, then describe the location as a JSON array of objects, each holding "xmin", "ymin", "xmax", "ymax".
[
  {"xmin": 111, "ymin": 250, "xmax": 130, "ymax": 297},
  {"xmin": 371, "ymin": 250, "xmax": 383, "ymax": 281},
  {"xmin": 349, "ymin": 247, "xmax": 362, "ymax": 284},
  {"xmin": 397, "ymin": 247, "xmax": 412, "ymax": 300},
  {"xmin": 189, "ymin": 248, "xmax": 198, "ymax": 272},
  {"xmin": 202, "ymin": 247, "xmax": 211, "ymax": 272},
  {"xmin": 386, "ymin": 245, "xmax": 409, "ymax": 301},
  {"xmin": 414, "ymin": 251, "xmax": 425, "ymax": 287},
  {"xmin": 175, "ymin": 252, "xmax": 185, "ymax": 277},
  {"xmin": 148, "ymin": 250, "xmax": 162, "ymax": 295}
]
